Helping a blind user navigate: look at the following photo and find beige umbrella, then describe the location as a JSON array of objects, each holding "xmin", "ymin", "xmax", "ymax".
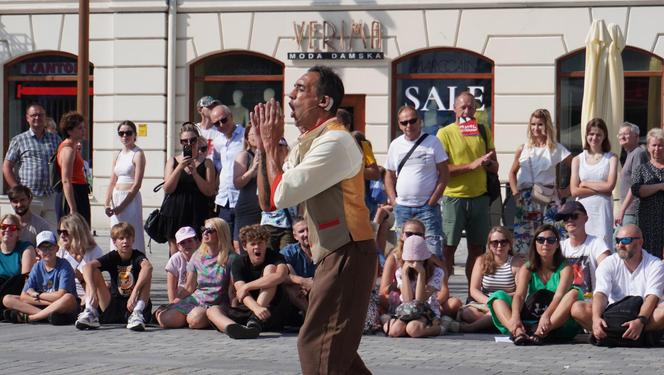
[
  {"xmin": 604, "ymin": 23, "xmax": 625, "ymax": 154},
  {"xmin": 580, "ymin": 19, "xmax": 611, "ymax": 144}
]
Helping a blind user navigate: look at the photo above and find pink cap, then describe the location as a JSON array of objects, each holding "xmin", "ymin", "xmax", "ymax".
[
  {"xmin": 402, "ymin": 235, "xmax": 431, "ymax": 261},
  {"xmin": 175, "ymin": 226, "xmax": 196, "ymax": 244}
]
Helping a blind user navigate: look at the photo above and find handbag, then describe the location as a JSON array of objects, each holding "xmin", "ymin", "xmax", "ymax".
[
  {"xmin": 520, "ymin": 289, "xmax": 554, "ymax": 321},
  {"xmin": 49, "ymin": 152, "xmax": 62, "ymax": 192},
  {"xmin": 144, "ymin": 182, "xmax": 168, "ymax": 244},
  {"xmin": 477, "ymin": 124, "xmax": 501, "ymax": 203},
  {"xmin": 527, "ymin": 153, "xmax": 555, "ymax": 206},
  {"xmin": 394, "ymin": 300, "xmax": 435, "ymax": 323}
]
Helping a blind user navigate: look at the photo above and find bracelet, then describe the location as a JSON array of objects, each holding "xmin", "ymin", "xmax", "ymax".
[{"xmin": 637, "ymin": 315, "xmax": 649, "ymax": 325}]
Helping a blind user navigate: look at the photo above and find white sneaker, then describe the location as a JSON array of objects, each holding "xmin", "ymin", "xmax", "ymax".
[
  {"xmin": 75, "ymin": 308, "xmax": 100, "ymax": 330},
  {"xmin": 126, "ymin": 311, "xmax": 145, "ymax": 331}
]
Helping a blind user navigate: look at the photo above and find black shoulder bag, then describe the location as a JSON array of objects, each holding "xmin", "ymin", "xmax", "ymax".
[
  {"xmin": 477, "ymin": 124, "xmax": 501, "ymax": 203},
  {"xmin": 397, "ymin": 133, "xmax": 428, "ymax": 174},
  {"xmin": 144, "ymin": 182, "xmax": 168, "ymax": 245}
]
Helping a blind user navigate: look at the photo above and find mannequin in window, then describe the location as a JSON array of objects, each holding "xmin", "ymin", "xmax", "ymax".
[
  {"xmin": 231, "ymin": 90, "xmax": 249, "ymax": 126},
  {"xmin": 263, "ymin": 88, "xmax": 275, "ymax": 102}
]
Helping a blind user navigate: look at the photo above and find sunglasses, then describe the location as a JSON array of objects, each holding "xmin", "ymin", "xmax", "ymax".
[
  {"xmin": 57, "ymin": 229, "xmax": 69, "ymax": 237},
  {"xmin": 118, "ymin": 130, "xmax": 134, "ymax": 137},
  {"xmin": 489, "ymin": 239, "xmax": 510, "ymax": 247},
  {"xmin": 219, "ymin": 117, "xmax": 228, "ymax": 124},
  {"xmin": 199, "ymin": 146, "xmax": 208, "ymax": 153},
  {"xmin": 561, "ymin": 213, "xmax": 581, "ymax": 221},
  {"xmin": 535, "ymin": 236, "xmax": 557, "ymax": 245},
  {"xmin": 201, "ymin": 226, "xmax": 216, "ymax": 235},
  {"xmin": 0, "ymin": 224, "xmax": 18, "ymax": 232},
  {"xmin": 615, "ymin": 236, "xmax": 640, "ymax": 245},
  {"xmin": 404, "ymin": 231, "xmax": 424, "ymax": 238},
  {"xmin": 180, "ymin": 137, "xmax": 197, "ymax": 145},
  {"xmin": 399, "ymin": 118, "xmax": 418, "ymax": 126}
]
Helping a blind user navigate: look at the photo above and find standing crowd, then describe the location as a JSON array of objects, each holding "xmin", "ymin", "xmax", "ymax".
[{"xmin": 2, "ymin": 65, "xmax": 664, "ymax": 374}]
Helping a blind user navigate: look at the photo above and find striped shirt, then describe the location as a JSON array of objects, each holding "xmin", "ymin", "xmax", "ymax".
[
  {"xmin": 5, "ymin": 128, "xmax": 61, "ymax": 196},
  {"xmin": 481, "ymin": 256, "xmax": 516, "ymax": 295}
]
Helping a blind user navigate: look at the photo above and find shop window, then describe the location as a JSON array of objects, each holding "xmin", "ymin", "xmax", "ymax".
[
  {"xmin": 190, "ymin": 51, "xmax": 284, "ymax": 126},
  {"xmin": 392, "ymin": 48, "xmax": 494, "ymax": 139},
  {"xmin": 3, "ymin": 52, "xmax": 94, "ymax": 191},
  {"xmin": 557, "ymin": 47, "xmax": 663, "ymax": 153}
]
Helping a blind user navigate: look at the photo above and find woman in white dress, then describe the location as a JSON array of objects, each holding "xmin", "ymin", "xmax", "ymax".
[
  {"xmin": 104, "ymin": 120, "xmax": 146, "ymax": 252},
  {"xmin": 570, "ymin": 118, "xmax": 618, "ymax": 245}
]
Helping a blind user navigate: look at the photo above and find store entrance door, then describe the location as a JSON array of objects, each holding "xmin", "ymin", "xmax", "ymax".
[{"xmin": 339, "ymin": 94, "xmax": 366, "ymax": 133}]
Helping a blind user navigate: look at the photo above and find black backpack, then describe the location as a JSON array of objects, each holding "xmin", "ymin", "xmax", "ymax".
[{"xmin": 592, "ymin": 296, "xmax": 662, "ymax": 347}]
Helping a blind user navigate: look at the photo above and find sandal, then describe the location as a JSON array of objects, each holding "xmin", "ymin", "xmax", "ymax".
[
  {"xmin": 511, "ymin": 333, "xmax": 532, "ymax": 346},
  {"xmin": 530, "ymin": 334, "xmax": 545, "ymax": 346}
]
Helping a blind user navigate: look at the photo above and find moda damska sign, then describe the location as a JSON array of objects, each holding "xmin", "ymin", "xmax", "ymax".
[{"xmin": 288, "ymin": 19, "xmax": 384, "ymax": 60}]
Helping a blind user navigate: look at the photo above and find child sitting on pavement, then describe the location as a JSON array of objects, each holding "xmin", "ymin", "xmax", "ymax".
[
  {"xmin": 164, "ymin": 226, "xmax": 200, "ymax": 303},
  {"xmin": 207, "ymin": 224, "xmax": 290, "ymax": 339},
  {"xmin": 3, "ymin": 231, "xmax": 78, "ymax": 324},
  {"xmin": 75, "ymin": 222, "xmax": 153, "ymax": 331}
]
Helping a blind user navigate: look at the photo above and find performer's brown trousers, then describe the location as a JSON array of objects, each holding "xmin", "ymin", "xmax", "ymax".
[{"xmin": 297, "ymin": 239, "xmax": 377, "ymax": 375}]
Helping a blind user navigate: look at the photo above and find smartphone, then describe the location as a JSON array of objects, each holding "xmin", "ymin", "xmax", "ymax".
[{"xmin": 183, "ymin": 144, "xmax": 192, "ymax": 158}]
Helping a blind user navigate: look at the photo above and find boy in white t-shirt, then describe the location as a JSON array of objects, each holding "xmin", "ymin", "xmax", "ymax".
[{"xmin": 556, "ymin": 201, "xmax": 611, "ymax": 295}]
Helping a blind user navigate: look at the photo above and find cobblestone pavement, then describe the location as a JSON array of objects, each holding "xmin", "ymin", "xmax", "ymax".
[{"xmin": 2, "ymin": 234, "xmax": 663, "ymax": 374}]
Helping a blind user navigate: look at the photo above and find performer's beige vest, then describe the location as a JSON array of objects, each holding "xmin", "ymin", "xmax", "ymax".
[{"xmin": 294, "ymin": 120, "xmax": 374, "ymax": 264}]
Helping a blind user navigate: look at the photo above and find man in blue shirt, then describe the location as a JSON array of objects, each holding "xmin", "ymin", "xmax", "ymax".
[
  {"xmin": 2, "ymin": 231, "xmax": 78, "ymax": 324},
  {"xmin": 280, "ymin": 216, "xmax": 316, "ymax": 312}
]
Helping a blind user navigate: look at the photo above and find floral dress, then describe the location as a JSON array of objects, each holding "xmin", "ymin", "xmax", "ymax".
[{"xmin": 632, "ymin": 162, "xmax": 664, "ymax": 258}]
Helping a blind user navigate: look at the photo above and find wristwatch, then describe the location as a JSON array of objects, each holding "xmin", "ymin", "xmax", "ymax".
[
  {"xmin": 35, "ymin": 292, "xmax": 41, "ymax": 300},
  {"xmin": 637, "ymin": 315, "xmax": 649, "ymax": 325}
]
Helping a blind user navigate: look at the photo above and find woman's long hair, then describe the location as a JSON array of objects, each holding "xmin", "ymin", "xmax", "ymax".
[
  {"xmin": 199, "ymin": 217, "xmax": 232, "ymax": 267},
  {"xmin": 482, "ymin": 226, "xmax": 514, "ymax": 275},
  {"xmin": 526, "ymin": 108, "xmax": 556, "ymax": 151},
  {"xmin": 59, "ymin": 213, "xmax": 97, "ymax": 254},
  {"xmin": 527, "ymin": 224, "xmax": 564, "ymax": 272}
]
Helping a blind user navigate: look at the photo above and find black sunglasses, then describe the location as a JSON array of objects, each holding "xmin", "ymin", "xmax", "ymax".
[
  {"xmin": 560, "ymin": 212, "xmax": 581, "ymax": 221},
  {"xmin": 201, "ymin": 226, "xmax": 216, "ymax": 234},
  {"xmin": 535, "ymin": 236, "xmax": 557, "ymax": 244},
  {"xmin": 404, "ymin": 231, "xmax": 424, "ymax": 238},
  {"xmin": 399, "ymin": 118, "xmax": 418, "ymax": 126},
  {"xmin": 489, "ymin": 239, "xmax": 510, "ymax": 247},
  {"xmin": 118, "ymin": 130, "xmax": 134, "ymax": 137},
  {"xmin": 180, "ymin": 137, "xmax": 197, "ymax": 145},
  {"xmin": 57, "ymin": 229, "xmax": 69, "ymax": 236}
]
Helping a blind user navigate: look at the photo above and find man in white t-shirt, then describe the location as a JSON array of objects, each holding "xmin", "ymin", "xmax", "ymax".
[
  {"xmin": 571, "ymin": 224, "xmax": 664, "ymax": 342},
  {"xmin": 385, "ymin": 105, "xmax": 449, "ymax": 258},
  {"xmin": 556, "ymin": 200, "xmax": 610, "ymax": 295}
]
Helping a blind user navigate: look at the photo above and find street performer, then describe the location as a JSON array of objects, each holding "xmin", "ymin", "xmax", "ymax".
[{"xmin": 252, "ymin": 65, "xmax": 376, "ymax": 374}]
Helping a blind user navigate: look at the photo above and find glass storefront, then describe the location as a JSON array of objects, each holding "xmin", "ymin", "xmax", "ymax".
[
  {"xmin": 190, "ymin": 52, "xmax": 284, "ymax": 125},
  {"xmin": 392, "ymin": 48, "xmax": 494, "ymax": 138},
  {"xmin": 557, "ymin": 47, "xmax": 663, "ymax": 153}
]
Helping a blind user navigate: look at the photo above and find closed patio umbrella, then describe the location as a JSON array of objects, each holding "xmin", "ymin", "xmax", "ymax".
[
  {"xmin": 604, "ymin": 23, "xmax": 625, "ymax": 154},
  {"xmin": 580, "ymin": 19, "xmax": 611, "ymax": 144}
]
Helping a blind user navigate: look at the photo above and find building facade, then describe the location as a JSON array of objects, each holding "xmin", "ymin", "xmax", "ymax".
[{"xmin": 1, "ymin": 0, "xmax": 663, "ymax": 230}]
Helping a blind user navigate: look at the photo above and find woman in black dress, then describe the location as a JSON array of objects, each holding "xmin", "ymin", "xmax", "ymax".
[
  {"xmin": 232, "ymin": 123, "xmax": 261, "ymax": 251},
  {"xmin": 161, "ymin": 124, "xmax": 216, "ymax": 255},
  {"xmin": 631, "ymin": 128, "xmax": 664, "ymax": 258}
]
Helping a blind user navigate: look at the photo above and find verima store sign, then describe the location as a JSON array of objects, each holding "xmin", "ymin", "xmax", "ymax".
[{"xmin": 288, "ymin": 19, "xmax": 384, "ymax": 60}]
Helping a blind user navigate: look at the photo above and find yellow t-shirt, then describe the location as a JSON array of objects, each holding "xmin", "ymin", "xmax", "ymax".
[
  {"xmin": 436, "ymin": 122, "xmax": 494, "ymax": 198},
  {"xmin": 361, "ymin": 140, "xmax": 377, "ymax": 167}
]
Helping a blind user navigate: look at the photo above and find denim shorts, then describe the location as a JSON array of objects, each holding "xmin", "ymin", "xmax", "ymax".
[{"xmin": 394, "ymin": 203, "xmax": 443, "ymax": 258}]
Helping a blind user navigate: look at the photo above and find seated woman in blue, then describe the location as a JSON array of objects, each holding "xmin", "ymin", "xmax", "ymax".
[
  {"xmin": 1, "ymin": 213, "xmax": 37, "ymax": 316},
  {"xmin": 488, "ymin": 224, "xmax": 581, "ymax": 345}
]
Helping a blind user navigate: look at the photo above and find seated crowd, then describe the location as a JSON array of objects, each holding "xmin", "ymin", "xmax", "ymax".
[{"xmin": 2, "ymin": 95, "xmax": 664, "ymax": 348}]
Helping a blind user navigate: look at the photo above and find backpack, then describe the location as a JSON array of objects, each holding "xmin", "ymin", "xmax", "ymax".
[{"xmin": 591, "ymin": 296, "xmax": 662, "ymax": 347}]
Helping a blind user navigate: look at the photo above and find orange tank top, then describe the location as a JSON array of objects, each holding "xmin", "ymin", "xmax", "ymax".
[{"xmin": 57, "ymin": 140, "xmax": 87, "ymax": 184}]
